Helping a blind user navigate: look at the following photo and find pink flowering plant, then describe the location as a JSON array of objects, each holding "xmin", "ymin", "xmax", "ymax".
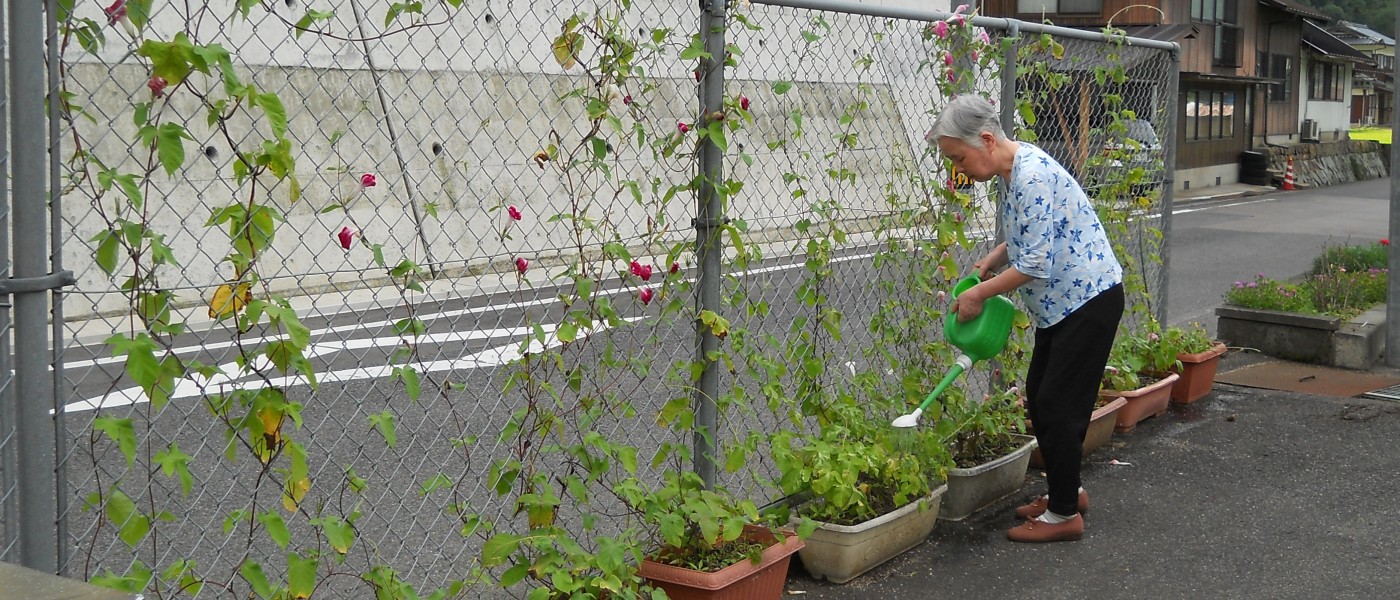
[{"xmin": 1226, "ymin": 242, "xmax": 1388, "ymax": 319}]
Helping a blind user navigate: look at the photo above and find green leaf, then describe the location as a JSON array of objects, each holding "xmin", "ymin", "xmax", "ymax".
[
  {"xmin": 92, "ymin": 230, "xmax": 120, "ymax": 275},
  {"xmin": 294, "ymin": 9, "xmax": 335, "ymax": 37},
  {"xmin": 392, "ymin": 366, "xmax": 421, "ymax": 402},
  {"xmin": 153, "ymin": 442, "xmax": 194, "ymax": 496},
  {"xmin": 105, "ymin": 489, "xmax": 151, "ymax": 547},
  {"xmin": 319, "ymin": 515, "xmax": 355, "ymax": 555},
  {"xmin": 481, "ymin": 534, "xmax": 521, "ymax": 567},
  {"xmin": 93, "ymin": 417, "xmax": 137, "ymax": 467},
  {"xmin": 258, "ymin": 510, "xmax": 291, "ymax": 549},
  {"xmin": 156, "ymin": 122, "xmax": 192, "ymax": 176},
  {"xmin": 369, "ymin": 410, "xmax": 398, "ymax": 447},
  {"xmin": 254, "ymin": 92, "xmax": 288, "ymax": 138},
  {"xmin": 393, "ymin": 317, "xmax": 427, "ymax": 337},
  {"xmin": 287, "ymin": 553, "xmax": 318, "ymax": 598},
  {"xmin": 419, "ymin": 473, "xmax": 453, "ymax": 495},
  {"xmin": 240, "ymin": 560, "xmax": 274, "ymax": 599},
  {"xmin": 680, "ymin": 35, "xmax": 709, "ymax": 61},
  {"xmin": 557, "ymin": 321, "xmax": 579, "ymax": 343},
  {"xmin": 772, "ymin": 80, "xmax": 793, "ymax": 95},
  {"xmin": 500, "ymin": 563, "xmax": 530, "ymax": 587}
]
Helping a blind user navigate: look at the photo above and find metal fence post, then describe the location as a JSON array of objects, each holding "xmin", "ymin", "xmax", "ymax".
[
  {"xmin": 1388, "ymin": 5, "xmax": 1400, "ymax": 367},
  {"xmin": 0, "ymin": 0, "xmax": 14, "ymax": 564},
  {"xmin": 10, "ymin": 0, "xmax": 58, "ymax": 572},
  {"xmin": 1157, "ymin": 44, "xmax": 1181, "ymax": 326},
  {"xmin": 693, "ymin": 0, "xmax": 728, "ymax": 489},
  {"xmin": 996, "ymin": 20, "xmax": 1019, "ymax": 238}
]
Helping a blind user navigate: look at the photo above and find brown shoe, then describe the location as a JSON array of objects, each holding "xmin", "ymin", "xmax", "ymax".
[
  {"xmin": 1007, "ymin": 514, "xmax": 1084, "ymax": 543},
  {"xmin": 1014, "ymin": 490, "xmax": 1089, "ymax": 519}
]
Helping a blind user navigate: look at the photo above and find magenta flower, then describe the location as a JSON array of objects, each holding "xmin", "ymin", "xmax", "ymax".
[
  {"xmin": 946, "ymin": 68, "xmax": 957, "ymax": 83},
  {"xmin": 104, "ymin": 0, "xmax": 127, "ymax": 25},
  {"xmin": 693, "ymin": 71, "xmax": 700, "ymax": 82},
  {"xmin": 360, "ymin": 173, "xmax": 377, "ymax": 188},
  {"xmin": 670, "ymin": 262, "xmax": 680, "ymax": 275},
  {"xmin": 953, "ymin": 4, "xmax": 968, "ymax": 15},
  {"xmin": 623, "ymin": 95, "xmax": 633, "ymax": 105},
  {"xmin": 639, "ymin": 287, "xmax": 654, "ymax": 305},
  {"xmin": 943, "ymin": 52, "xmax": 954, "ymax": 66},
  {"xmin": 515, "ymin": 257, "xmax": 529, "ymax": 275},
  {"xmin": 678, "ymin": 122, "xmax": 691, "ymax": 134},
  {"xmin": 507, "ymin": 205, "xmax": 522, "ymax": 221},
  {"xmin": 147, "ymin": 76, "xmax": 168, "ymax": 99},
  {"xmin": 337, "ymin": 226, "xmax": 355, "ymax": 250},
  {"xmin": 978, "ymin": 30, "xmax": 992, "ymax": 45},
  {"xmin": 932, "ymin": 20, "xmax": 949, "ymax": 38},
  {"xmin": 971, "ymin": 50, "xmax": 980, "ymax": 61},
  {"xmin": 740, "ymin": 95, "xmax": 750, "ymax": 111},
  {"xmin": 639, "ymin": 264, "xmax": 653, "ymax": 282}
]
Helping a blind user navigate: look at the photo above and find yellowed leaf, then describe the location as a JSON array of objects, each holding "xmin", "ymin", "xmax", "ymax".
[
  {"xmin": 208, "ymin": 282, "xmax": 252, "ymax": 319},
  {"xmin": 283, "ymin": 477, "xmax": 310, "ymax": 512},
  {"xmin": 552, "ymin": 31, "xmax": 581, "ymax": 70}
]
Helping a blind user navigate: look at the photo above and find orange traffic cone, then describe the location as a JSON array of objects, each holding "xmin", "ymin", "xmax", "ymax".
[{"xmin": 1281, "ymin": 158, "xmax": 1296, "ymax": 191}]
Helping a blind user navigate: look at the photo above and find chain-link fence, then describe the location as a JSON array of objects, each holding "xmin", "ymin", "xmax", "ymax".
[{"xmin": 0, "ymin": 0, "xmax": 1176, "ymax": 596}]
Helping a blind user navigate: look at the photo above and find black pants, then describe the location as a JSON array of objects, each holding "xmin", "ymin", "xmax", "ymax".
[{"xmin": 1024, "ymin": 284, "xmax": 1124, "ymax": 517}]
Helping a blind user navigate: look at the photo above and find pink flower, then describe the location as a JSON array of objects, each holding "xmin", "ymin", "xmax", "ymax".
[
  {"xmin": 670, "ymin": 261, "xmax": 680, "ymax": 274},
  {"xmin": 1148, "ymin": 333, "xmax": 1159, "ymax": 342},
  {"xmin": 936, "ymin": 290, "xmax": 947, "ymax": 301},
  {"xmin": 971, "ymin": 50, "xmax": 980, "ymax": 61},
  {"xmin": 515, "ymin": 257, "xmax": 529, "ymax": 275},
  {"xmin": 740, "ymin": 95, "xmax": 750, "ymax": 111},
  {"xmin": 978, "ymin": 30, "xmax": 992, "ymax": 44},
  {"xmin": 946, "ymin": 69, "xmax": 957, "ymax": 83},
  {"xmin": 639, "ymin": 287, "xmax": 654, "ymax": 305},
  {"xmin": 932, "ymin": 20, "xmax": 949, "ymax": 38},
  {"xmin": 103, "ymin": 0, "xmax": 127, "ymax": 25},
  {"xmin": 677, "ymin": 122, "xmax": 691, "ymax": 133},
  {"xmin": 952, "ymin": 4, "xmax": 968, "ymax": 15},
  {"xmin": 360, "ymin": 173, "xmax": 377, "ymax": 188},
  {"xmin": 147, "ymin": 76, "xmax": 168, "ymax": 99},
  {"xmin": 944, "ymin": 52, "xmax": 954, "ymax": 66},
  {"xmin": 507, "ymin": 205, "xmax": 522, "ymax": 221},
  {"xmin": 337, "ymin": 227, "xmax": 355, "ymax": 250}
]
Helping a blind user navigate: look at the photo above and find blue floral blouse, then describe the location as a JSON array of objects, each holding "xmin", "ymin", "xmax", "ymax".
[{"xmin": 1003, "ymin": 143, "xmax": 1123, "ymax": 328}]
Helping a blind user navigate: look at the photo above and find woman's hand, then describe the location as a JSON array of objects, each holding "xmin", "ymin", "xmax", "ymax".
[
  {"xmin": 973, "ymin": 243, "xmax": 1009, "ymax": 280},
  {"xmin": 951, "ymin": 285, "xmax": 986, "ymax": 323}
]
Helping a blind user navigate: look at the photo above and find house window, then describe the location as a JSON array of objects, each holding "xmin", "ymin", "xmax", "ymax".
[
  {"xmin": 1017, "ymin": 0, "xmax": 1103, "ymax": 14},
  {"xmin": 1269, "ymin": 54, "xmax": 1290, "ymax": 103},
  {"xmin": 1192, "ymin": 0, "xmax": 1237, "ymax": 23},
  {"xmin": 1184, "ymin": 88, "xmax": 1236, "ymax": 142},
  {"xmin": 1309, "ymin": 62, "xmax": 1346, "ymax": 101},
  {"xmin": 1214, "ymin": 26, "xmax": 1242, "ymax": 66}
]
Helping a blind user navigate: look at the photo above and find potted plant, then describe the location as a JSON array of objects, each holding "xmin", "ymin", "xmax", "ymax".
[
  {"xmin": 770, "ymin": 404, "xmax": 950, "ymax": 584},
  {"xmin": 1163, "ymin": 322, "xmax": 1228, "ymax": 404},
  {"xmin": 1101, "ymin": 332, "xmax": 1179, "ymax": 434},
  {"xmin": 617, "ymin": 471, "xmax": 804, "ymax": 600},
  {"xmin": 934, "ymin": 388, "xmax": 1037, "ymax": 521}
]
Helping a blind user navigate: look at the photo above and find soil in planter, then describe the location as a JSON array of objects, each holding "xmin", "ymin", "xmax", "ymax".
[
  {"xmin": 652, "ymin": 539, "xmax": 766, "ymax": 573},
  {"xmin": 952, "ymin": 433, "xmax": 1026, "ymax": 469}
]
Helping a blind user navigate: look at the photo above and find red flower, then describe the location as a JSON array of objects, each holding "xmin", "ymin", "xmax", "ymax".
[
  {"xmin": 639, "ymin": 287, "xmax": 654, "ymax": 305},
  {"xmin": 104, "ymin": 0, "xmax": 127, "ymax": 25},
  {"xmin": 507, "ymin": 205, "xmax": 522, "ymax": 221},
  {"xmin": 337, "ymin": 227, "xmax": 355, "ymax": 250},
  {"xmin": 623, "ymin": 95, "xmax": 633, "ymax": 105},
  {"xmin": 147, "ymin": 76, "xmax": 168, "ymax": 99},
  {"xmin": 360, "ymin": 173, "xmax": 377, "ymax": 188},
  {"xmin": 515, "ymin": 257, "xmax": 529, "ymax": 275},
  {"xmin": 677, "ymin": 122, "xmax": 691, "ymax": 134},
  {"xmin": 638, "ymin": 264, "xmax": 653, "ymax": 282},
  {"xmin": 739, "ymin": 95, "xmax": 750, "ymax": 111},
  {"xmin": 1382, "ymin": 239, "xmax": 1390, "ymax": 246},
  {"xmin": 693, "ymin": 71, "xmax": 701, "ymax": 82},
  {"xmin": 670, "ymin": 262, "xmax": 680, "ymax": 274}
]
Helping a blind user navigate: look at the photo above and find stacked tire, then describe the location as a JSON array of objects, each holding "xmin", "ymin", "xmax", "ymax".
[{"xmin": 1239, "ymin": 151, "xmax": 1273, "ymax": 186}]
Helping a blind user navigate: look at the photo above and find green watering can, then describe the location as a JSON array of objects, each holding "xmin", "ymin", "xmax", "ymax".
[{"xmin": 891, "ymin": 275, "xmax": 1018, "ymax": 428}]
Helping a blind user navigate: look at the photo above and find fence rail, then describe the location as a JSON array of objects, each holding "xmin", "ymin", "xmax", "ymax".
[{"xmin": 0, "ymin": 0, "xmax": 1176, "ymax": 597}]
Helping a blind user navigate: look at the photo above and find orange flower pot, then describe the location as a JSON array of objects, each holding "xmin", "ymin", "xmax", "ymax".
[
  {"xmin": 1170, "ymin": 342, "xmax": 1228, "ymax": 404},
  {"xmin": 639, "ymin": 525, "xmax": 803, "ymax": 600},
  {"xmin": 1104, "ymin": 372, "xmax": 1178, "ymax": 434}
]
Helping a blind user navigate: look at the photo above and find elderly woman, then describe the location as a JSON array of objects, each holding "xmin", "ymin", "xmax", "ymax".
[{"xmin": 928, "ymin": 95, "xmax": 1124, "ymax": 543}]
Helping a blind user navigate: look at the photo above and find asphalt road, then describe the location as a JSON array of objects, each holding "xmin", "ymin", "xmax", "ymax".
[{"xmin": 1165, "ymin": 178, "xmax": 1393, "ymax": 333}]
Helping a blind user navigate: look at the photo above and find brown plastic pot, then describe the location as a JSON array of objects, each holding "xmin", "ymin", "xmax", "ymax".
[
  {"xmin": 1170, "ymin": 342, "xmax": 1228, "ymax": 404},
  {"xmin": 639, "ymin": 525, "xmax": 804, "ymax": 600},
  {"xmin": 1104, "ymin": 372, "xmax": 1179, "ymax": 434}
]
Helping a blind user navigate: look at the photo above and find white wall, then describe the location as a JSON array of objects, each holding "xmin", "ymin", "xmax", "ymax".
[{"xmin": 1299, "ymin": 52, "xmax": 1354, "ymax": 140}]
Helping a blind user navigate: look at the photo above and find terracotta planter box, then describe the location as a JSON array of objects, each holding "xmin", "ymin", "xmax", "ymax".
[
  {"xmin": 1103, "ymin": 372, "xmax": 1178, "ymax": 434},
  {"xmin": 940, "ymin": 434, "xmax": 1036, "ymax": 521},
  {"xmin": 639, "ymin": 525, "xmax": 804, "ymax": 600},
  {"xmin": 795, "ymin": 485, "xmax": 946, "ymax": 584},
  {"xmin": 1028, "ymin": 396, "xmax": 1127, "ymax": 468},
  {"xmin": 1170, "ymin": 342, "xmax": 1228, "ymax": 404}
]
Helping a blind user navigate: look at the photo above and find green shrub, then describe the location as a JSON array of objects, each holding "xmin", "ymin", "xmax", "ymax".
[
  {"xmin": 1225, "ymin": 274, "xmax": 1315, "ymax": 314},
  {"xmin": 1310, "ymin": 241, "xmax": 1388, "ymax": 276}
]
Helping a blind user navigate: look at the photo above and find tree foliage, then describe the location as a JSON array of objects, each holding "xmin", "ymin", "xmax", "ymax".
[{"xmin": 1298, "ymin": 0, "xmax": 1395, "ymax": 38}]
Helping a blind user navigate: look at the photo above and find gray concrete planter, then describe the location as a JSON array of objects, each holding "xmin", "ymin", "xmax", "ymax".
[
  {"xmin": 795, "ymin": 484, "xmax": 947, "ymax": 584},
  {"xmin": 1215, "ymin": 304, "xmax": 1385, "ymax": 369},
  {"xmin": 940, "ymin": 434, "xmax": 1037, "ymax": 521}
]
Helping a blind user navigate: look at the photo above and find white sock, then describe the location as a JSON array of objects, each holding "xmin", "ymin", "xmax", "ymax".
[{"xmin": 1035, "ymin": 510, "xmax": 1075, "ymax": 524}]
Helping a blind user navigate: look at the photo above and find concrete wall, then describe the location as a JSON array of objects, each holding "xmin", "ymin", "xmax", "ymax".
[{"xmin": 63, "ymin": 1, "xmax": 984, "ymax": 318}]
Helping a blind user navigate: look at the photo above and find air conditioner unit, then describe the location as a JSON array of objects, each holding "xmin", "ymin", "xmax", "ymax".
[{"xmin": 1301, "ymin": 119, "xmax": 1321, "ymax": 142}]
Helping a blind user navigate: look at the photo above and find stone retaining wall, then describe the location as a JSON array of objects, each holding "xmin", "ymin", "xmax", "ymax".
[{"xmin": 1259, "ymin": 140, "xmax": 1389, "ymax": 187}]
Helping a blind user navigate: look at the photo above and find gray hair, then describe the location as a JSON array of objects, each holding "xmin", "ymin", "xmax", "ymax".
[{"xmin": 928, "ymin": 95, "xmax": 1006, "ymax": 147}]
